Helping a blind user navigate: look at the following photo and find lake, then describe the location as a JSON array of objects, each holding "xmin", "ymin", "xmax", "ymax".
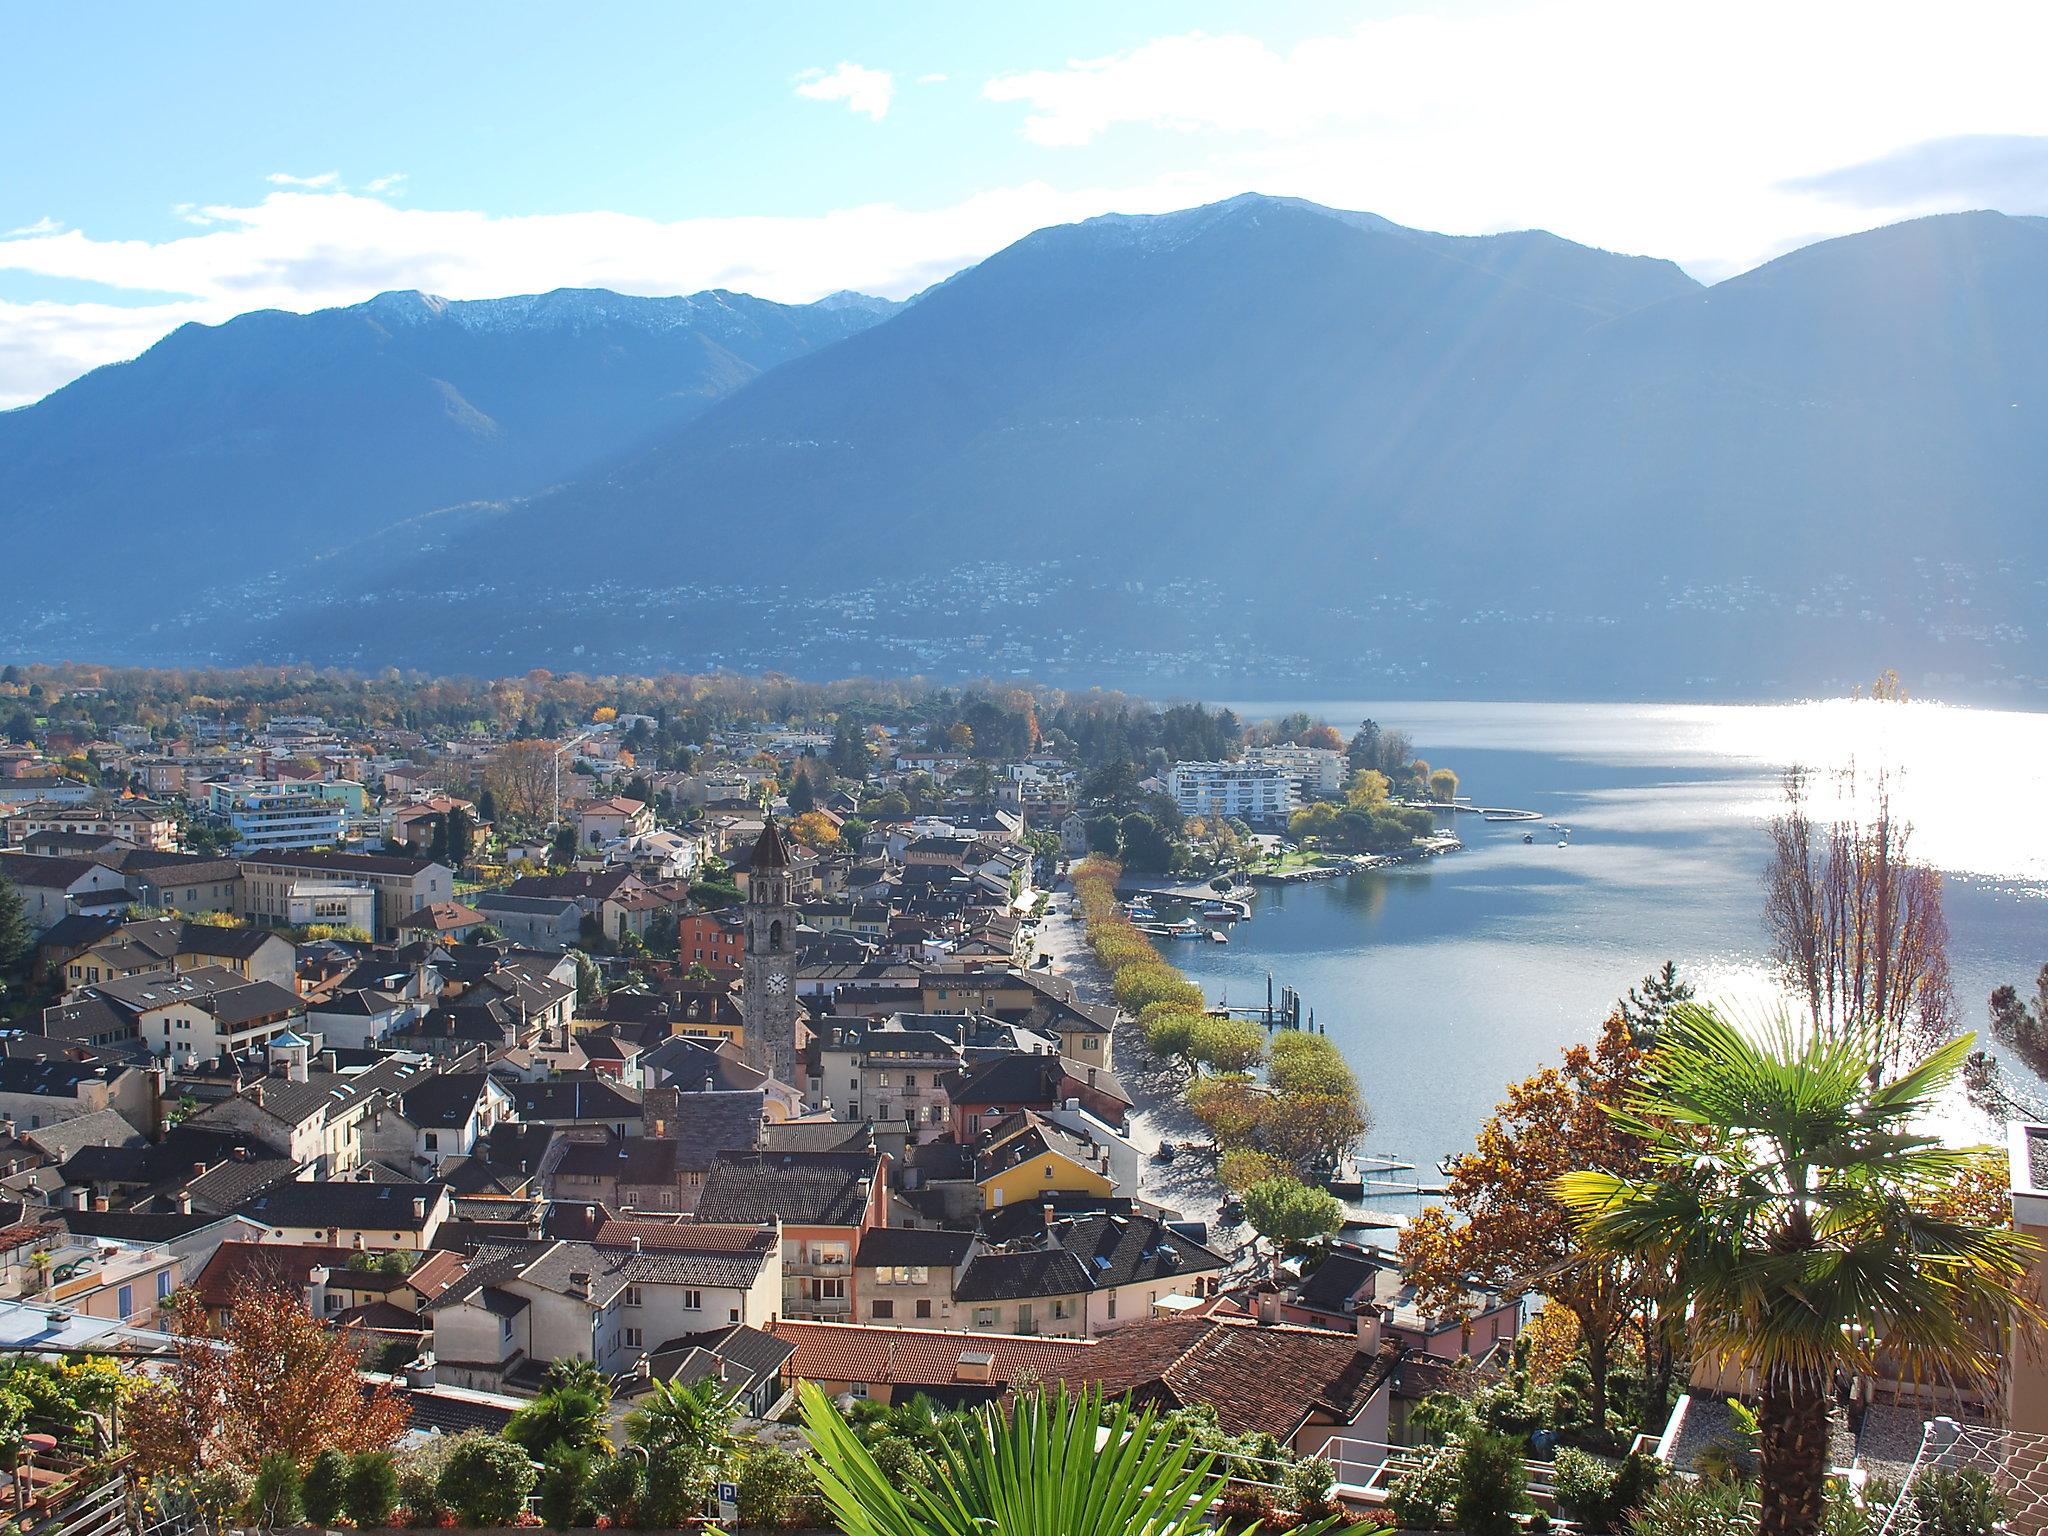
[{"xmin": 1167, "ymin": 699, "xmax": 2048, "ymax": 1178}]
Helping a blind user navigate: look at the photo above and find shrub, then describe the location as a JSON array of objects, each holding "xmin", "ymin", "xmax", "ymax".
[
  {"xmin": 1282, "ymin": 1455, "xmax": 1337, "ymax": 1518},
  {"xmin": 302, "ymin": 1447, "xmax": 351, "ymax": 1527},
  {"xmin": 395, "ymin": 1438, "xmax": 455, "ymax": 1524},
  {"xmin": 1453, "ymin": 1430, "xmax": 1529, "ymax": 1536},
  {"xmin": 639, "ymin": 1444, "xmax": 713, "ymax": 1528},
  {"xmin": 1387, "ymin": 1446, "xmax": 1459, "ymax": 1531},
  {"xmin": 1111, "ymin": 962, "xmax": 1203, "ymax": 1013},
  {"xmin": 586, "ymin": 1451, "xmax": 645, "ymax": 1528},
  {"xmin": 345, "ymin": 1450, "xmax": 400, "ymax": 1530},
  {"xmin": 736, "ymin": 1445, "xmax": 819, "ymax": 1530},
  {"xmin": 535, "ymin": 1446, "xmax": 595, "ymax": 1531},
  {"xmin": 1911, "ymin": 1467, "xmax": 2006, "ymax": 1536},
  {"xmin": 247, "ymin": 1454, "xmax": 304, "ymax": 1530},
  {"xmin": 1623, "ymin": 1478, "xmax": 1753, "ymax": 1536},
  {"xmin": 437, "ymin": 1433, "xmax": 537, "ymax": 1527},
  {"xmin": 1211, "ymin": 1485, "xmax": 1278, "ymax": 1532},
  {"xmin": 1552, "ymin": 1446, "xmax": 1620, "ymax": 1530}
]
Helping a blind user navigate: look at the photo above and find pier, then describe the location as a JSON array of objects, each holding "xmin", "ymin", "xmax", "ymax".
[{"xmin": 1394, "ymin": 798, "xmax": 1544, "ymax": 821}]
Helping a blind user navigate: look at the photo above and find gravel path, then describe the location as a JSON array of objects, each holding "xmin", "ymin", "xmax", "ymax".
[{"xmin": 1036, "ymin": 879, "xmax": 1245, "ymax": 1251}]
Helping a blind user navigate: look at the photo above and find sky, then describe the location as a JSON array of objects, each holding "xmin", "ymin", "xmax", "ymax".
[{"xmin": 4, "ymin": 0, "xmax": 2048, "ymax": 408}]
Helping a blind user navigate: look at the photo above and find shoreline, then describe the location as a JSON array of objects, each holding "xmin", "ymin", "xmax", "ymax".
[{"xmin": 1035, "ymin": 874, "xmax": 1241, "ymax": 1246}]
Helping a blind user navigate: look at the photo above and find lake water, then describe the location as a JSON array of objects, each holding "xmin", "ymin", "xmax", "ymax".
[{"xmin": 1167, "ymin": 699, "xmax": 2048, "ymax": 1179}]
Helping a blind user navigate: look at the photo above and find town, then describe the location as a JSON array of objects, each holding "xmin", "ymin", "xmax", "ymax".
[{"xmin": 0, "ymin": 667, "xmax": 2037, "ymax": 1535}]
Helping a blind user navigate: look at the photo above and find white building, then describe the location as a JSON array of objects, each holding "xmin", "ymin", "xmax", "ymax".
[
  {"xmin": 1244, "ymin": 745, "xmax": 1348, "ymax": 800},
  {"xmin": 1165, "ymin": 761, "xmax": 1299, "ymax": 824},
  {"xmin": 211, "ymin": 785, "xmax": 347, "ymax": 851}
]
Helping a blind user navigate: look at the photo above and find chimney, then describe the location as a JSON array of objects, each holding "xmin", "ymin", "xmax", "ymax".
[
  {"xmin": 176, "ymin": 1193, "xmax": 193, "ymax": 1215},
  {"xmin": 411, "ymin": 1196, "xmax": 427, "ymax": 1221},
  {"xmin": 92, "ymin": 1195, "xmax": 109, "ymax": 1213},
  {"xmin": 306, "ymin": 1264, "xmax": 330, "ymax": 1318},
  {"xmin": 250, "ymin": 1084, "xmax": 264, "ymax": 1108},
  {"xmin": 1042, "ymin": 1203, "xmax": 1055, "ymax": 1229},
  {"xmin": 631, "ymin": 1235, "xmax": 642, "ymax": 1255},
  {"xmin": 71, "ymin": 1188, "xmax": 91, "ymax": 1211},
  {"xmin": 1255, "ymin": 1289, "xmax": 1280, "ymax": 1326},
  {"xmin": 404, "ymin": 1354, "xmax": 437, "ymax": 1390},
  {"xmin": 568, "ymin": 1270, "xmax": 593, "ymax": 1300},
  {"xmin": 1356, "ymin": 1310, "xmax": 1384, "ymax": 1353},
  {"xmin": 191, "ymin": 1161, "xmax": 207, "ymax": 1179}
]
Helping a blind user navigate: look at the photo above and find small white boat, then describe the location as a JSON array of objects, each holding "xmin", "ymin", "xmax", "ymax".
[{"xmin": 1208, "ymin": 929, "xmax": 1229, "ymax": 944}]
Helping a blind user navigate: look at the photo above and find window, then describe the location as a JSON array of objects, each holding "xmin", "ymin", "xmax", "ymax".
[
  {"xmin": 973, "ymin": 1308, "xmax": 997, "ymax": 1329},
  {"xmin": 811, "ymin": 1278, "xmax": 846, "ymax": 1303},
  {"xmin": 872, "ymin": 1299, "xmax": 894, "ymax": 1320},
  {"xmin": 158, "ymin": 1271, "xmax": 172, "ymax": 1300},
  {"xmin": 423, "ymin": 1132, "xmax": 439, "ymax": 1151},
  {"xmin": 915, "ymin": 1299, "xmax": 933, "ymax": 1320},
  {"xmin": 1052, "ymin": 1299, "xmax": 1069, "ymax": 1319},
  {"xmin": 117, "ymin": 1285, "xmax": 134, "ymax": 1319},
  {"xmin": 624, "ymin": 1327, "xmax": 643, "ymax": 1348},
  {"xmin": 683, "ymin": 1289, "xmax": 702, "ymax": 1310},
  {"xmin": 1107, "ymin": 1292, "xmax": 1117, "ymax": 1320},
  {"xmin": 624, "ymin": 1286, "xmax": 643, "ymax": 1307},
  {"xmin": 502, "ymin": 1315, "xmax": 514, "ymax": 1340}
]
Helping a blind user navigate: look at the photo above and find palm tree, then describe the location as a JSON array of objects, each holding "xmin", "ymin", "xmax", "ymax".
[
  {"xmin": 622, "ymin": 1375, "xmax": 738, "ymax": 1459},
  {"xmin": 800, "ymin": 1380, "xmax": 1337, "ymax": 1536},
  {"xmin": 505, "ymin": 1357, "xmax": 612, "ymax": 1456},
  {"xmin": 1557, "ymin": 1006, "xmax": 2040, "ymax": 1536}
]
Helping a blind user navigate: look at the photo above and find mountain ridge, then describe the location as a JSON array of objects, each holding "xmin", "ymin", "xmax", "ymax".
[{"xmin": 1, "ymin": 195, "xmax": 2041, "ymax": 698}]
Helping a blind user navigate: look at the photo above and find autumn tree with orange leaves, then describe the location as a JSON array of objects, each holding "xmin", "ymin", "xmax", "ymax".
[
  {"xmin": 1400, "ymin": 1013, "xmax": 1654, "ymax": 1435},
  {"xmin": 127, "ymin": 1275, "xmax": 407, "ymax": 1475}
]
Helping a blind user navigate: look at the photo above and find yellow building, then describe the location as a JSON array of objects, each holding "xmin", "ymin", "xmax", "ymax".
[{"xmin": 974, "ymin": 1113, "xmax": 1114, "ymax": 1211}]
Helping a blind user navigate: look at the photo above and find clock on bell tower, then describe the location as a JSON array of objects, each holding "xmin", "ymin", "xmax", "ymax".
[{"xmin": 741, "ymin": 816, "xmax": 800, "ymax": 1088}]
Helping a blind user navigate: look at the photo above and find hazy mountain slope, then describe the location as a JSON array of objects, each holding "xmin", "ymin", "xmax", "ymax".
[
  {"xmin": 0, "ymin": 286, "xmax": 897, "ymax": 584},
  {"xmin": 488, "ymin": 195, "xmax": 1685, "ymax": 584}
]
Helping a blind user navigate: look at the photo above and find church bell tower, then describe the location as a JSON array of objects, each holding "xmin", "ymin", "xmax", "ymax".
[{"xmin": 741, "ymin": 816, "xmax": 799, "ymax": 1088}]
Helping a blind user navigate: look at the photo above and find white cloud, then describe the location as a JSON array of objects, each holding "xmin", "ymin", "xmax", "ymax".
[
  {"xmin": 794, "ymin": 62, "xmax": 895, "ymax": 121},
  {"xmin": 0, "ymin": 177, "xmax": 1220, "ymax": 407},
  {"xmin": 265, "ymin": 170, "xmax": 341, "ymax": 188},
  {"xmin": 981, "ymin": 1, "xmax": 2048, "ymax": 275},
  {"xmin": 918, "ymin": 73, "xmax": 949, "ymax": 85},
  {"xmin": 5, "ymin": 216, "xmax": 64, "ymax": 238},
  {"xmin": 365, "ymin": 172, "xmax": 409, "ymax": 195}
]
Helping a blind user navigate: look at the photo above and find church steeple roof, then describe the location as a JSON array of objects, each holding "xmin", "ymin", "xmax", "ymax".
[{"xmin": 752, "ymin": 816, "xmax": 792, "ymax": 871}]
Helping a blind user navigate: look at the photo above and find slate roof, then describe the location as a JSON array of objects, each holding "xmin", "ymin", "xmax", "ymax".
[
  {"xmin": 773, "ymin": 1319, "xmax": 1093, "ymax": 1390},
  {"xmin": 694, "ymin": 1150, "xmax": 883, "ymax": 1228},
  {"xmin": 660, "ymin": 1091, "xmax": 768, "ymax": 1170},
  {"xmin": 943, "ymin": 1053, "xmax": 1129, "ymax": 1111},
  {"xmin": 856, "ymin": 1226, "xmax": 976, "ymax": 1269},
  {"xmin": 22, "ymin": 1108, "xmax": 145, "ymax": 1162},
  {"xmin": 1041, "ymin": 1317, "xmax": 1400, "ymax": 1440},
  {"xmin": 399, "ymin": 1387, "xmax": 518, "ymax": 1436},
  {"xmin": 761, "ymin": 1120, "xmax": 876, "ymax": 1155},
  {"xmin": 553, "ymin": 1135, "xmax": 679, "ymax": 1184},
  {"xmin": 645, "ymin": 1323, "xmax": 794, "ymax": 1392},
  {"xmin": 1292, "ymin": 1250, "xmax": 1386, "ymax": 1315},
  {"xmin": 507, "ymin": 1078, "xmax": 642, "ymax": 1122},
  {"xmin": 400, "ymin": 1073, "xmax": 495, "ymax": 1129},
  {"xmin": 240, "ymin": 1180, "xmax": 446, "ymax": 1231},
  {"xmin": 953, "ymin": 1212, "xmax": 1226, "ymax": 1303},
  {"xmin": 237, "ymin": 848, "xmax": 441, "ymax": 877}
]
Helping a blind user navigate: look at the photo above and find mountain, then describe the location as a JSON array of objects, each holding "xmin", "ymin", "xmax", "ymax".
[
  {"xmin": 0, "ymin": 285, "xmax": 898, "ymax": 592},
  {"xmin": 4, "ymin": 195, "xmax": 2045, "ymax": 697}
]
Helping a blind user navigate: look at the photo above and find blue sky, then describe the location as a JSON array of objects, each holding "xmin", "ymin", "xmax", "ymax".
[{"xmin": 4, "ymin": 0, "xmax": 2047, "ymax": 406}]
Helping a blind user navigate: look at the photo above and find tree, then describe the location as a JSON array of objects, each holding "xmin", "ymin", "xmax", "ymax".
[
  {"xmin": 1297, "ymin": 724, "xmax": 1344, "ymax": 751},
  {"xmin": 788, "ymin": 769, "xmax": 817, "ymax": 814},
  {"xmin": 572, "ymin": 949, "xmax": 604, "ymax": 1012},
  {"xmin": 1763, "ymin": 765, "xmax": 1955, "ymax": 1077},
  {"xmin": 445, "ymin": 806, "xmax": 474, "ymax": 867},
  {"xmin": 737, "ymin": 1444, "xmax": 820, "ymax": 1531},
  {"xmin": 1218, "ymin": 1149, "xmax": 1292, "ymax": 1193},
  {"xmin": 344, "ymin": 1451, "xmax": 399, "ymax": 1529},
  {"xmin": 536, "ymin": 1446, "xmax": 597, "ymax": 1531},
  {"xmin": 830, "ymin": 719, "xmax": 875, "ymax": 779},
  {"xmin": 625, "ymin": 1375, "xmax": 739, "ymax": 1461},
  {"xmin": 505, "ymin": 1357, "xmax": 613, "ymax": 1456},
  {"xmin": 791, "ymin": 810, "xmax": 841, "ymax": 849},
  {"xmin": 0, "ymin": 872, "xmax": 28, "ymax": 998},
  {"xmin": 1259, "ymin": 1091, "xmax": 1370, "ymax": 1173},
  {"xmin": 1617, "ymin": 961, "xmax": 1696, "ymax": 1047},
  {"xmin": 1454, "ymin": 1429, "xmax": 1530, "ymax": 1536},
  {"xmin": 1558, "ymin": 1008, "xmax": 2040, "ymax": 1536},
  {"xmin": 1185, "ymin": 1075, "xmax": 1267, "ymax": 1147},
  {"xmin": 1116, "ymin": 812, "xmax": 1176, "ymax": 873},
  {"xmin": 550, "ymin": 824, "xmax": 578, "ymax": 867},
  {"xmin": 476, "ymin": 786, "xmax": 498, "ymax": 825},
  {"xmin": 126, "ymin": 1275, "xmax": 408, "ymax": 1475},
  {"xmin": 1346, "ymin": 721, "xmax": 1382, "ymax": 772},
  {"xmin": 1242, "ymin": 1176, "xmax": 1343, "ymax": 1255},
  {"xmin": 488, "ymin": 739, "xmax": 559, "ymax": 822},
  {"xmin": 1188, "ymin": 1016, "xmax": 1265, "ymax": 1074},
  {"xmin": 437, "ymin": 1433, "xmax": 536, "ymax": 1527},
  {"xmin": 1400, "ymin": 1014, "xmax": 1647, "ymax": 1433},
  {"xmin": 800, "ymin": 1380, "xmax": 1332, "ymax": 1536},
  {"xmin": 301, "ymin": 1448, "xmax": 350, "ymax": 1526}
]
